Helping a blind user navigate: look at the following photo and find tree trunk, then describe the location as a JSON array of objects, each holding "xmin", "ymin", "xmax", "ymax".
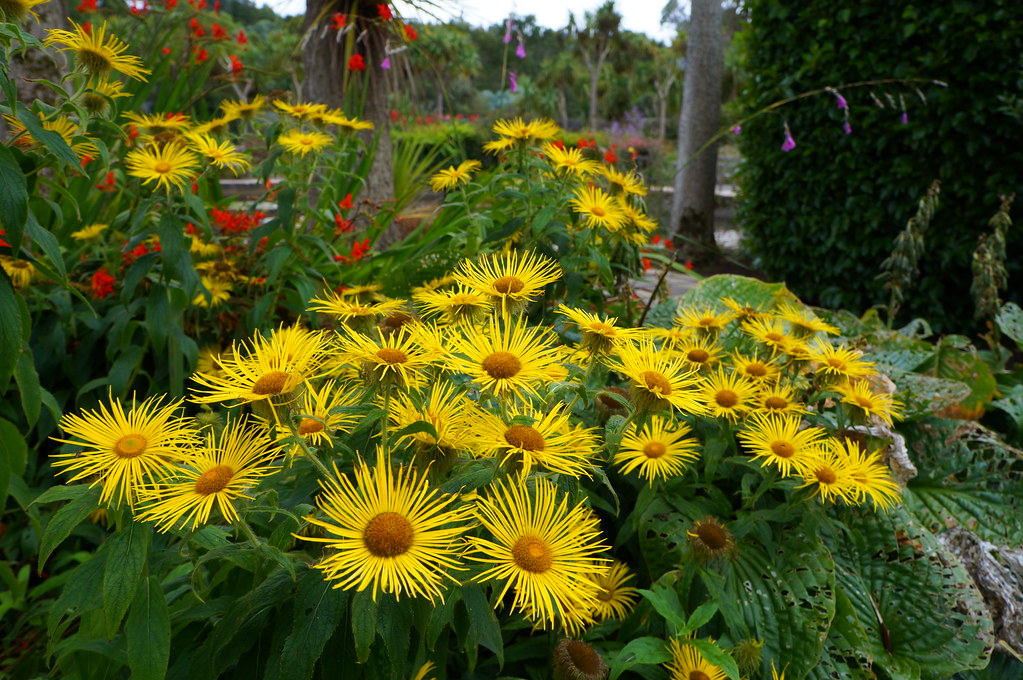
[
  {"xmin": 669, "ymin": 0, "xmax": 723, "ymax": 262},
  {"xmin": 7, "ymin": 0, "xmax": 69, "ymax": 107},
  {"xmin": 557, "ymin": 88, "xmax": 568, "ymax": 130},
  {"xmin": 588, "ymin": 66, "xmax": 600, "ymax": 130},
  {"xmin": 657, "ymin": 94, "xmax": 668, "ymax": 141}
]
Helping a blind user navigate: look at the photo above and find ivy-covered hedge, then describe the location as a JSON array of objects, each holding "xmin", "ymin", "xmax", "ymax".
[{"xmin": 736, "ymin": 0, "xmax": 1023, "ymax": 333}]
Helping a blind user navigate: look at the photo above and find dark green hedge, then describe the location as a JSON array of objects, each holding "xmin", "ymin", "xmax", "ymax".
[{"xmin": 736, "ymin": 1, "xmax": 1023, "ymax": 333}]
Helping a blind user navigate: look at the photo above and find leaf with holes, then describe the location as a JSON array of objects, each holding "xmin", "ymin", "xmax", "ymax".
[
  {"xmin": 681, "ymin": 274, "xmax": 795, "ymax": 313},
  {"xmin": 826, "ymin": 505, "xmax": 993, "ymax": 680}
]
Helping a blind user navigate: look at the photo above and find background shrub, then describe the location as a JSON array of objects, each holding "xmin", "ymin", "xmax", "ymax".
[{"xmin": 736, "ymin": 0, "xmax": 1023, "ymax": 333}]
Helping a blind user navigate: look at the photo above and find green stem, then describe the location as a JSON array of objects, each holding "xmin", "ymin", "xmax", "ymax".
[
  {"xmin": 235, "ymin": 516, "xmax": 262, "ymax": 549},
  {"xmin": 287, "ymin": 419, "xmax": 335, "ymax": 481},
  {"xmin": 744, "ymin": 467, "xmax": 780, "ymax": 510},
  {"xmin": 380, "ymin": 385, "xmax": 392, "ymax": 455}
]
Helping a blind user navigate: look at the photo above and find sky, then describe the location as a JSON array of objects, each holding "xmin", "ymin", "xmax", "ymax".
[{"xmin": 266, "ymin": 0, "xmax": 679, "ymax": 44}]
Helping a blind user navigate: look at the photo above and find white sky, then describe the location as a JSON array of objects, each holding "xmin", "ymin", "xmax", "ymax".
[{"xmin": 265, "ymin": 0, "xmax": 678, "ymax": 44}]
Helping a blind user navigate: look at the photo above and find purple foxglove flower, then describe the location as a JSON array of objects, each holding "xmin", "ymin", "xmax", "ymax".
[
  {"xmin": 503, "ymin": 18, "xmax": 513, "ymax": 43},
  {"xmin": 901, "ymin": 112, "xmax": 908, "ymax": 124},
  {"xmin": 380, "ymin": 56, "xmax": 390, "ymax": 69},
  {"xmin": 509, "ymin": 71, "xmax": 517, "ymax": 93},
  {"xmin": 843, "ymin": 121, "xmax": 852, "ymax": 135},
  {"xmin": 731, "ymin": 125, "xmax": 741, "ymax": 134},
  {"xmin": 835, "ymin": 92, "xmax": 848, "ymax": 109},
  {"xmin": 515, "ymin": 41, "xmax": 526, "ymax": 58},
  {"xmin": 781, "ymin": 129, "xmax": 796, "ymax": 152}
]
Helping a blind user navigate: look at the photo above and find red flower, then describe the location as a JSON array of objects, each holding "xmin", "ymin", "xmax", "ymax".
[
  {"xmin": 652, "ymin": 234, "xmax": 661, "ymax": 245},
  {"xmin": 90, "ymin": 267, "xmax": 116, "ymax": 299},
  {"xmin": 164, "ymin": 0, "xmax": 176, "ymax": 8},
  {"xmin": 642, "ymin": 257, "xmax": 651, "ymax": 272},
  {"xmin": 213, "ymin": 0, "xmax": 219, "ymax": 13},
  {"xmin": 664, "ymin": 239, "xmax": 673, "ymax": 250},
  {"xmin": 338, "ymin": 193, "xmax": 353, "ymax": 210},
  {"xmin": 403, "ymin": 23, "xmax": 418, "ymax": 40},
  {"xmin": 76, "ymin": 0, "xmax": 98, "ymax": 13},
  {"xmin": 330, "ymin": 12, "xmax": 346, "ymax": 29},
  {"xmin": 0, "ymin": 230, "xmax": 9, "ymax": 248},
  {"xmin": 604, "ymin": 144, "xmax": 618, "ymax": 164},
  {"xmin": 197, "ymin": 0, "xmax": 205, "ymax": 7},
  {"xmin": 377, "ymin": 3, "xmax": 392, "ymax": 20},
  {"xmin": 212, "ymin": 22, "xmax": 227, "ymax": 39},
  {"xmin": 551, "ymin": 139, "xmax": 564, "ymax": 150},
  {"xmin": 80, "ymin": 154, "xmax": 93, "ymax": 168},
  {"xmin": 334, "ymin": 215, "xmax": 354, "ymax": 234},
  {"xmin": 389, "ymin": 109, "xmax": 400, "ymax": 123},
  {"xmin": 335, "ymin": 238, "xmax": 371, "ymax": 263},
  {"xmin": 190, "ymin": 18, "xmax": 205, "ymax": 37},
  {"xmin": 229, "ymin": 54, "xmax": 243, "ymax": 76},
  {"xmin": 685, "ymin": 259, "xmax": 694, "ymax": 270},
  {"xmin": 81, "ymin": 21, "xmax": 91, "ymax": 32},
  {"xmin": 96, "ymin": 170, "xmax": 116, "ymax": 192},
  {"xmin": 161, "ymin": 46, "xmax": 171, "ymax": 55},
  {"xmin": 195, "ymin": 48, "xmax": 208, "ymax": 63},
  {"xmin": 236, "ymin": 29, "xmax": 248, "ymax": 44},
  {"xmin": 347, "ymin": 54, "xmax": 366, "ymax": 71}
]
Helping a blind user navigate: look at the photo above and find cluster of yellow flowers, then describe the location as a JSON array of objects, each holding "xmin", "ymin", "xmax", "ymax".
[{"xmin": 49, "ymin": 249, "xmax": 903, "ymax": 644}]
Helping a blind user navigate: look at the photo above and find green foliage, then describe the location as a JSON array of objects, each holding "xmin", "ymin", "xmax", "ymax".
[{"xmin": 736, "ymin": 0, "xmax": 1023, "ymax": 334}]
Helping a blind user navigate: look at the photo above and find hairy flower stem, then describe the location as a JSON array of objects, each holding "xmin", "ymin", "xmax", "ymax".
[
  {"xmin": 287, "ymin": 419, "xmax": 335, "ymax": 482},
  {"xmin": 235, "ymin": 516, "xmax": 262, "ymax": 549}
]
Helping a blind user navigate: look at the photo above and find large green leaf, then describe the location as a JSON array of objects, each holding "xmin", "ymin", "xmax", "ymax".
[
  {"xmin": 892, "ymin": 373, "xmax": 972, "ymax": 420},
  {"xmin": 103, "ymin": 521, "xmax": 151, "ymax": 637},
  {"xmin": 995, "ymin": 302, "xmax": 1023, "ymax": 351},
  {"xmin": 278, "ymin": 568, "xmax": 348, "ymax": 680},
  {"xmin": 38, "ymin": 485, "xmax": 101, "ymax": 570},
  {"xmin": 703, "ymin": 520, "xmax": 835, "ymax": 680},
  {"xmin": 826, "ymin": 505, "xmax": 993, "ymax": 680},
  {"xmin": 126, "ymin": 576, "xmax": 171, "ymax": 680},
  {"xmin": 0, "ymin": 274, "xmax": 22, "ymax": 391},
  {"xmin": 681, "ymin": 274, "xmax": 795, "ymax": 312},
  {"xmin": 0, "ymin": 145, "xmax": 28, "ymax": 256}
]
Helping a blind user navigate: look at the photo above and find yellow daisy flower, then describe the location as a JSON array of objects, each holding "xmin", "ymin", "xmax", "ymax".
[
  {"xmin": 220, "ymin": 95, "xmax": 266, "ymax": 120},
  {"xmin": 297, "ymin": 455, "xmax": 473, "ymax": 601},
  {"xmin": 809, "ymin": 341, "xmax": 876, "ymax": 380},
  {"xmin": 272, "ymin": 99, "xmax": 328, "ymax": 121},
  {"xmin": 775, "ymin": 301, "xmax": 840, "ymax": 337},
  {"xmin": 675, "ymin": 305, "xmax": 736, "ymax": 336},
  {"xmin": 71, "ymin": 223, "xmax": 108, "ymax": 241},
  {"xmin": 700, "ymin": 367, "xmax": 759, "ymax": 421},
  {"xmin": 797, "ymin": 438, "xmax": 859, "ymax": 505},
  {"xmin": 45, "ymin": 20, "xmax": 150, "ymax": 81},
  {"xmin": 648, "ymin": 326, "xmax": 695, "ymax": 351},
  {"xmin": 730, "ymin": 352, "xmax": 780, "ymax": 383},
  {"xmin": 331, "ymin": 113, "xmax": 375, "ymax": 133},
  {"xmin": 569, "ymin": 185, "xmax": 628, "ymax": 232},
  {"xmin": 475, "ymin": 404, "xmax": 600, "ymax": 478},
  {"xmin": 614, "ymin": 415, "xmax": 700, "ymax": 483},
  {"xmin": 190, "ymin": 114, "xmax": 238, "ymax": 137},
  {"xmin": 446, "ymin": 318, "xmax": 563, "ymax": 401},
  {"xmin": 751, "ymin": 381, "xmax": 807, "ymax": 415},
  {"xmin": 599, "ymin": 165, "xmax": 647, "ymax": 196},
  {"xmin": 665, "ymin": 638, "xmax": 728, "ymax": 680},
  {"xmin": 135, "ymin": 416, "xmax": 281, "ymax": 531},
  {"xmin": 741, "ymin": 316, "xmax": 800, "ymax": 356},
  {"xmin": 276, "ymin": 379, "xmax": 359, "ymax": 450},
  {"xmin": 604, "ymin": 339, "xmax": 706, "ymax": 415},
  {"xmin": 50, "ymin": 393, "xmax": 199, "ymax": 508},
  {"xmin": 587, "ymin": 561, "xmax": 639, "ymax": 622},
  {"xmin": 834, "ymin": 379, "xmax": 902, "ymax": 426},
  {"xmin": 482, "ymin": 137, "xmax": 516, "ymax": 155},
  {"xmin": 307, "ymin": 291, "xmax": 406, "ymax": 330},
  {"xmin": 389, "ymin": 382, "xmax": 481, "ymax": 456},
  {"xmin": 556, "ymin": 304, "xmax": 644, "ymax": 356},
  {"xmin": 1, "ymin": 258, "xmax": 35, "ymax": 288},
  {"xmin": 192, "ymin": 276, "xmax": 232, "ymax": 308},
  {"xmin": 5, "ymin": 114, "xmax": 98, "ymax": 161},
  {"xmin": 843, "ymin": 439, "xmax": 901, "ymax": 511},
  {"xmin": 429, "ymin": 159, "xmax": 482, "ymax": 192},
  {"xmin": 721, "ymin": 296, "xmax": 768, "ymax": 323},
  {"xmin": 335, "ymin": 328, "xmax": 436, "ymax": 391},
  {"xmin": 491, "ymin": 117, "xmax": 560, "ymax": 141},
  {"xmin": 452, "ymin": 250, "xmax": 562, "ymax": 316},
  {"xmin": 676, "ymin": 336, "xmax": 726, "ymax": 372},
  {"xmin": 736, "ymin": 411, "xmax": 826, "ymax": 477},
  {"xmin": 0, "ymin": 0, "xmax": 50, "ymax": 22},
  {"xmin": 186, "ymin": 132, "xmax": 250, "ymax": 174},
  {"xmin": 413, "ymin": 285, "xmax": 492, "ymax": 325},
  {"xmin": 124, "ymin": 143, "xmax": 200, "ymax": 192},
  {"xmin": 277, "ymin": 128, "xmax": 334, "ymax": 155},
  {"xmin": 468, "ymin": 477, "xmax": 610, "ymax": 629},
  {"xmin": 542, "ymin": 142, "xmax": 599, "ymax": 176},
  {"xmin": 617, "ymin": 198, "xmax": 658, "ymax": 234}
]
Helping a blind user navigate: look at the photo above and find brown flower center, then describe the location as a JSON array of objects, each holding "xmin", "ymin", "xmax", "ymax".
[
  {"xmin": 153, "ymin": 161, "xmax": 172, "ymax": 175},
  {"xmin": 687, "ymin": 349, "xmax": 710, "ymax": 363},
  {"xmin": 643, "ymin": 441, "xmax": 667, "ymax": 459},
  {"xmin": 482, "ymin": 351, "xmax": 522, "ymax": 379},
  {"xmin": 766, "ymin": 332, "xmax": 784, "ymax": 343},
  {"xmin": 113, "ymin": 434, "xmax": 147, "ymax": 458},
  {"xmin": 745, "ymin": 362, "xmax": 767, "ymax": 377},
  {"xmin": 699, "ymin": 318, "xmax": 717, "ymax": 327},
  {"xmin": 827, "ymin": 357, "xmax": 845, "ymax": 368},
  {"xmin": 855, "ymin": 396, "xmax": 874, "ymax": 408},
  {"xmin": 504, "ymin": 425, "xmax": 545, "ymax": 451},
  {"xmin": 492, "ymin": 275, "xmax": 525, "ymax": 294},
  {"xmin": 770, "ymin": 440, "xmax": 795, "ymax": 458},
  {"xmin": 691, "ymin": 672, "xmax": 711, "ymax": 680},
  {"xmin": 376, "ymin": 347, "xmax": 409, "ymax": 365},
  {"xmin": 815, "ymin": 466, "xmax": 838, "ymax": 485},
  {"xmin": 194, "ymin": 465, "xmax": 233, "ymax": 495},
  {"xmin": 641, "ymin": 370, "xmax": 672, "ymax": 395},
  {"xmin": 715, "ymin": 390, "xmax": 739, "ymax": 408},
  {"xmin": 596, "ymin": 588, "xmax": 614, "ymax": 602},
  {"xmin": 252, "ymin": 370, "xmax": 289, "ymax": 395},
  {"xmin": 298, "ymin": 418, "xmax": 324, "ymax": 435},
  {"xmin": 764, "ymin": 396, "xmax": 789, "ymax": 410},
  {"xmin": 696, "ymin": 522, "xmax": 727, "ymax": 550},
  {"xmin": 566, "ymin": 641, "xmax": 602, "ymax": 675},
  {"xmin": 590, "ymin": 322, "xmax": 614, "ymax": 334},
  {"xmin": 511, "ymin": 535, "xmax": 552, "ymax": 573},
  {"xmin": 363, "ymin": 511, "xmax": 414, "ymax": 557},
  {"xmin": 591, "ymin": 206, "xmax": 607, "ymax": 218}
]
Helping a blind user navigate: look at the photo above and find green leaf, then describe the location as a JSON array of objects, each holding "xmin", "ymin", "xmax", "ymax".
[
  {"xmin": 125, "ymin": 576, "xmax": 171, "ymax": 680},
  {"xmin": 31, "ymin": 483, "xmax": 92, "ymax": 506},
  {"xmin": 38, "ymin": 485, "xmax": 101, "ymax": 571},
  {"xmin": 893, "ymin": 373, "xmax": 972, "ymax": 420},
  {"xmin": 680, "ymin": 274, "xmax": 794, "ymax": 315},
  {"xmin": 0, "ymin": 274, "xmax": 22, "ymax": 391},
  {"xmin": 989, "ymin": 383, "xmax": 1023, "ymax": 432},
  {"xmin": 995, "ymin": 302, "xmax": 1023, "ymax": 350},
  {"xmin": 461, "ymin": 583, "xmax": 503, "ymax": 666},
  {"xmin": 609, "ymin": 636, "xmax": 673, "ymax": 680},
  {"xmin": 685, "ymin": 599, "xmax": 720, "ymax": 632},
  {"xmin": 0, "ymin": 417, "xmax": 27, "ymax": 508},
  {"xmin": 25, "ymin": 212, "xmax": 67, "ymax": 280},
  {"xmin": 15, "ymin": 103, "xmax": 79, "ymax": 167},
  {"xmin": 638, "ymin": 579, "xmax": 687, "ymax": 631},
  {"xmin": 103, "ymin": 522, "xmax": 151, "ymax": 637},
  {"xmin": 47, "ymin": 550, "xmax": 106, "ymax": 642},
  {"xmin": 14, "ymin": 346, "xmax": 41, "ymax": 427},
  {"xmin": 688, "ymin": 638, "xmax": 741, "ymax": 680},
  {"xmin": 278, "ymin": 568, "xmax": 348, "ymax": 680},
  {"xmin": 0, "ymin": 145, "xmax": 28, "ymax": 256},
  {"xmin": 350, "ymin": 589, "xmax": 377, "ymax": 663}
]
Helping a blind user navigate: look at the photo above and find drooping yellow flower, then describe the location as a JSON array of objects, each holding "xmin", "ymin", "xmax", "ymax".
[
  {"xmin": 842, "ymin": 439, "xmax": 901, "ymax": 511},
  {"xmin": 429, "ymin": 160, "xmax": 481, "ymax": 192},
  {"xmin": 665, "ymin": 638, "xmax": 729, "ymax": 680},
  {"xmin": 135, "ymin": 416, "xmax": 281, "ymax": 531},
  {"xmin": 736, "ymin": 411, "xmax": 825, "ymax": 477},
  {"xmin": 45, "ymin": 20, "xmax": 150, "ymax": 81},
  {"xmin": 556, "ymin": 305, "xmax": 645, "ymax": 356},
  {"xmin": 809, "ymin": 340, "xmax": 876, "ymax": 381},
  {"xmin": 741, "ymin": 316, "xmax": 800, "ymax": 356},
  {"xmin": 614, "ymin": 415, "xmax": 700, "ymax": 483},
  {"xmin": 797, "ymin": 437, "xmax": 860, "ymax": 505},
  {"xmin": 191, "ymin": 115, "xmax": 238, "ymax": 137},
  {"xmin": 186, "ymin": 132, "xmax": 250, "ymax": 174},
  {"xmin": 452, "ymin": 250, "xmax": 562, "ymax": 316},
  {"xmin": 775, "ymin": 301, "xmax": 840, "ymax": 337},
  {"xmin": 675, "ymin": 305, "xmax": 736, "ymax": 336},
  {"xmin": 274, "ymin": 379, "xmax": 359, "ymax": 450},
  {"xmin": 542, "ymin": 142, "xmax": 599, "ymax": 176},
  {"xmin": 277, "ymin": 128, "xmax": 334, "ymax": 155},
  {"xmin": 474, "ymin": 404, "xmax": 600, "ymax": 478},
  {"xmin": 4, "ymin": 114, "xmax": 98, "ymax": 161},
  {"xmin": 482, "ymin": 137, "xmax": 516, "ymax": 155},
  {"xmin": 335, "ymin": 327, "xmax": 437, "ymax": 391},
  {"xmin": 569, "ymin": 185, "xmax": 628, "ymax": 232},
  {"xmin": 413, "ymin": 285, "xmax": 492, "ymax": 325},
  {"xmin": 71, "ymin": 223, "xmax": 109, "ymax": 241},
  {"xmin": 467, "ymin": 477, "xmax": 610, "ymax": 630},
  {"xmin": 124, "ymin": 143, "xmax": 200, "ymax": 191},
  {"xmin": 220, "ymin": 95, "xmax": 266, "ymax": 121},
  {"xmin": 122, "ymin": 111, "xmax": 192, "ymax": 139},
  {"xmin": 586, "ymin": 561, "xmax": 639, "ymax": 622},
  {"xmin": 329, "ymin": 113, "xmax": 375, "ymax": 133},
  {"xmin": 1, "ymin": 258, "xmax": 36, "ymax": 288},
  {"xmin": 0, "ymin": 0, "xmax": 50, "ymax": 22},
  {"xmin": 192, "ymin": 276, "xmax": 232, "ymax": 308},
  {"xmin": 616, "ymin": 198, "xmax": 658, "ymax": 235},
  {"xmin": 272, "ymin": 99, "xmax": 328, "ymax": 121},
  {"xmin": 307, "ymin": 291, "xmax": 407, "ymax": 332},
  {"xmin": 50, "ymin": 393, "xmax": 199, "ymax": 508},
  {"xmin": 389, "ymin": 382, "xmax": 482, "ymax": 456},
  {"xmin": 834, "ymin": 379, "xmax": 902, "ymax": 426},
  {"xmin": 81, "ymin": 79, "xmax": 130, "ymax": 115},
  {"xmin": 599, "ymin": 165, "xmax": 647, "ymax": 196},
  {"xmin": 604, "ymin": 339, "xmax": 706, "ymax": 415},
  {"xmin": 446, "ymin": 318, "xmax": 563, "ymax": 401},
  {"xmin": 297, "ymin": 455, "xmax": 473, "ymax": 602}
]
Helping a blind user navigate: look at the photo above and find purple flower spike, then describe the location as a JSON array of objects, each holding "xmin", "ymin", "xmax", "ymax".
[
  {"xmin": 901, "ymin": 112, "xmax": 909, "ymax": 124},
  {"xmin": 509, "ymin": 71, "xmax": 517, "ymax": 93},
  {"xmin": 835, "ymin": 92, "xmax": 848, "ymax": 109},
  {"xmin": 781, "ymin": 129, "xmax": 796, "ymax": 152},
  {"xmin": 503, "ymin": 18, "xmax": 513, "ymax": 43},
  {"xmin": 731, "ymin": 125, "xmax": 741, "ymax": 135},
  {"xmin": 515, "ymin": 41, "xmax": 526, "ymax": 58},
  {"xmin": 380, "ymin": 56, "xmax": 390, "ymax": 70},
  {"xmin": 843, "ymin": 121, "xmax": 852, "ymax": 135}
]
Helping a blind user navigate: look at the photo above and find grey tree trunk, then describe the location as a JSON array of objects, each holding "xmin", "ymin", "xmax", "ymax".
[{"xmin": 669, "ymin": 0, "xmax": 723, "ymax": 261}]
